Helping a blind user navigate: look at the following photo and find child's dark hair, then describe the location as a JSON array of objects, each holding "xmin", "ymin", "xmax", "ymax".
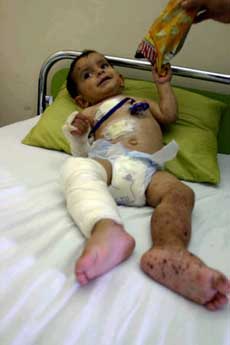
[{"xmin": 66, "ymin": 50, "xmax": 111, "ymax": 99}]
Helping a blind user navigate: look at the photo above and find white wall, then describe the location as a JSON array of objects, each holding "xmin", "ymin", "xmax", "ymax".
[{"xmin": 0, "ymin": 0, "xmax": 229, "ymax": 126}]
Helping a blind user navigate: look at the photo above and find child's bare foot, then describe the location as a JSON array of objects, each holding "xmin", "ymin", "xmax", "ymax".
[
  {"xmin": 141, "ymin": 247, "xmax": 230, "ymax": 310},
  {"xmin": 75, "ymin": 220, "xmax": 135, "ymax": 285}
]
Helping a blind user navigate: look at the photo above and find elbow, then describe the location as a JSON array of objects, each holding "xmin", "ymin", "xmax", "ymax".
[
  {"xmin": 168, "ymin": 111, "xmax": 177, "ymax": 124},
  {"xmin": 160, "ymin": 108, "xmax": 178, "ymax": 125}
]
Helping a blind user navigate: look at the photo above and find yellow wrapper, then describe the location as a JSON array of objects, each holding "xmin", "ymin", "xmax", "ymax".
[{"xmin": 135, "ymin": 0, "xmax": 197, "ymax": 74}]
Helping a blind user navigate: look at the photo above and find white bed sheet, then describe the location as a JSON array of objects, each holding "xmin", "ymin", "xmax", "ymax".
[{"xmin": 0, "ymin": 117, "xmax": 230, "ymax": 345}]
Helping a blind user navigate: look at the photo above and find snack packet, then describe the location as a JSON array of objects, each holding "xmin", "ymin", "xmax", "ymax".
[{"xmin": 135, "ymin": 0, "xmax": 197, "ymax": 75}]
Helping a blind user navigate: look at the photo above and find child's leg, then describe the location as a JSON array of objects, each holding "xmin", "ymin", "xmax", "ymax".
[
  {"xmin": 62, "ymin": 157, "xmax": 135, "ymax": 285},
  {"xmin": 141, "ymin": 170, "xmax": 230, "ymax": 310}
]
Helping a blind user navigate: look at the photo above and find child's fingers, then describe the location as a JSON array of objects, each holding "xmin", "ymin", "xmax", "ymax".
[
  {"xmin": 164, "ymin": 64, "xmax": 172, "ymax": 80},
  {"xmin": 70, "ymin": 125, "xmax": 88, "ymax": 136},
  {"xmin": 152, "ymin": 63, "xmax": 172, "ymax": 83},
  {"xmin": 70, "ymin": 117, "xmax": 90, "ymax": 136},
  {"xmin": 79, "ymin": 123, "xmax": 89, "ymax": 134},
  {"xmin": 70, "ymin": 129, "xmax": 81, "ymax": 136},
  {"xmin": 71, "ymin": 113, "xmax": 90, "ymax": 126}
]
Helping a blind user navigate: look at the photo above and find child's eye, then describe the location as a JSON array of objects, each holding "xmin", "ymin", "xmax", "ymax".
[
  {"xmin": 83, "ymin": 72, "xmax": 92, "ymax": 80},
  {"xmin": 101, "ymin": 63, "xmax": 109, "ymax": 69}
]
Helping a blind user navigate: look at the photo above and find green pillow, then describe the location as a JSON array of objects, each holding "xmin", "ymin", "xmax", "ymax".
[{"xmin": 22, "ymin": 79, "xmax": 226, "ymax": 184}]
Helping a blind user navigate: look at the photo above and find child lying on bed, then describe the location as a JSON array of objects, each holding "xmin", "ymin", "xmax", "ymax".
[{"xmin": 61, "ymin": 50, "xmax": 230, "ymax": 311}]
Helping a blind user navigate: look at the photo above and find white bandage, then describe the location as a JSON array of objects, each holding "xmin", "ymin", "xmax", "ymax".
[
  {"xmin": 61, "ymin": 157, "xmax": 122, "ymax": 238},
  {"xmin": 104, "ymin": 119, "xmax": 136, "ymax": 141},
  {"xmin": 62, "ymin": 111, "xmax": 91, "ymax": 157}
]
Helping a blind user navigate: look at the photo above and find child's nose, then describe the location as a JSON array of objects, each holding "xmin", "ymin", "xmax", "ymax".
[{"xmin": 97, "ymin": 67, "xmax": 105, "ymax": 75}]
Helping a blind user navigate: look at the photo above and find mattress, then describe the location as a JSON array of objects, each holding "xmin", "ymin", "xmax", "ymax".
[{"xmin": 0, "ymin": 117, "xmax": 230, "ymax": 345}]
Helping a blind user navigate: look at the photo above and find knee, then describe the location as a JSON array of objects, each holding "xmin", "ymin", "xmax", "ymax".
[
  {"xmin": 61, "ymin": 157, "xmax": 107, "ymax": 183},
  {"xmin": 181, "ymin": 183, "xmax": 195, "ymax": 209},
  {"xmin": 168, "ymin": 182, "xmax": 195, "ymax": 210}
]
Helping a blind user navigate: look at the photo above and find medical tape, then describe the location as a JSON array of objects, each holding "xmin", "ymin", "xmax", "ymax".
[
  {"xmin": 128, "ymin": 140, "xmax": 179, "ymax": 167},
  {"xmin": 150, "ymin": 140, "xmax": 179, "ymax": 166},
  {"xmin": 89, "ymin": 97, "xmax": 131, "ymax": 137}
]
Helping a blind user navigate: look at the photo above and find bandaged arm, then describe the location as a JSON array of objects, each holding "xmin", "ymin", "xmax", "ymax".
[{"xmin": 62, "ymin": 111, "xmax": 91, "ymax": 157}]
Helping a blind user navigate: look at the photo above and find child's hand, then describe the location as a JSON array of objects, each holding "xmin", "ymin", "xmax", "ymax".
[
  {"xmin": 152, "ymin": 63, "xmax": 172, "ymax": 84},
  {"xmin": 70, "ymin": 113, "xmax": 91, "ymax": 136}
]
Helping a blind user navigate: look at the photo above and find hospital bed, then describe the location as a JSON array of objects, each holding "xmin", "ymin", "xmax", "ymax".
[{"xmin": 0, "ymin": 50, "xmax": 230, "ymax": 345}]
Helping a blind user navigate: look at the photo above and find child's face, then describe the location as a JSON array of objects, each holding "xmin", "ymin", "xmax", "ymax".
[{"xmin": 72, "ymin": 52, "xmax": 124, "ymax": 107}]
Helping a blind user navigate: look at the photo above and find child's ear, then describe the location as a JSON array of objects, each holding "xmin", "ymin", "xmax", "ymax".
[
  {"xmin": 119, "ymin": 74, "xmax": 125, "ymax": 88},
  {"xmin": 75, "ymin": 95, "xmax": 90, "ymax": 109}
]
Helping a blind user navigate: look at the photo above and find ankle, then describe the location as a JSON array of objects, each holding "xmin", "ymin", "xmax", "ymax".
[
  {"xmin": 153, "ymin": 242, "xmax": 186, "ymax": 252},
  {"xmin": 92, "ymin": 219, "xmax": 124, "ymax": 234},
  {"xmin": 91, "ymin": 219, "xmax": 136, "ymax": 255}
]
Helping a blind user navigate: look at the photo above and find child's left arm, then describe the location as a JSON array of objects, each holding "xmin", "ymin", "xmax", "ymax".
[{"xmin": 147, "ymin": 64, "xmax": 178, "ymax": 125}]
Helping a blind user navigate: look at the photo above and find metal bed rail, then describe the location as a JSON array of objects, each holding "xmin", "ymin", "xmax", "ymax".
[{"xmin": 37, "ymin": 50, "xmax": 230, "ymax": 115}]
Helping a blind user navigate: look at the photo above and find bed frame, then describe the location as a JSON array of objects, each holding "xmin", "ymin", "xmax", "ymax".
[{"xmin": 37, "ymin": 50, "xmax": 230, "ymax": 116}]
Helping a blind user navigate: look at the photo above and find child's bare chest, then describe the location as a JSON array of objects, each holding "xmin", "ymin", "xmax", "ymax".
[
  {"xmin": 95, "ymin": 103, "xmax": 163, "ymax": 153},
  {"xmin": 82, "ymin": 97, "xmax": 163, "ymax": 153}
]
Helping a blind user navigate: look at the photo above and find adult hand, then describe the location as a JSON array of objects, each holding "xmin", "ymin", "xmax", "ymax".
[{"xmin": 181, "ymin": 0, "xmax": 230, "ymax": 23}]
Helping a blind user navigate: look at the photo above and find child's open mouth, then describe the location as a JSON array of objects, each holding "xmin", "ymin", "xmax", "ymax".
[{"xmin": 98, "ymin": 76, "xmax": 111, "ymax": 86}]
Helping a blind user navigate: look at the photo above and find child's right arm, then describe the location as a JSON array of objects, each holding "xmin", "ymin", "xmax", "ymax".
[
  {"xmin": 62, "ymin": 111, "xmax": 92, "ymax": 157},
  {"xmin": 147, "ymin": 65, "xmax": 178, "ymax": 125}
]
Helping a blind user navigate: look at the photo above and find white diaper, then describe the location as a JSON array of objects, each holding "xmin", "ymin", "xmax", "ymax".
[
  {"xmin": 89, "ymin": 139, "xmax": 179, "ymax": 206},
  {"xmin": 110, "ymin": 155, "xmax": 156, "ymax": 206}
]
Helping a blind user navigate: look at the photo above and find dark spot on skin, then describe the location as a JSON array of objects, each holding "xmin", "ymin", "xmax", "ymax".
[
  {"xmin": 147, "ymin": 262, "xmax": 154, "ymax": 269},
  {"xmin": 171, "ymin": 264, "xmax": 179, "ymax": 275},
  {"xmin": 184, "ymin": 231, "xmax": 188, "ymax": 237},
  {"xmin": 163, "ymin": 259, "xmax": 167, "ymax": 264}
]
